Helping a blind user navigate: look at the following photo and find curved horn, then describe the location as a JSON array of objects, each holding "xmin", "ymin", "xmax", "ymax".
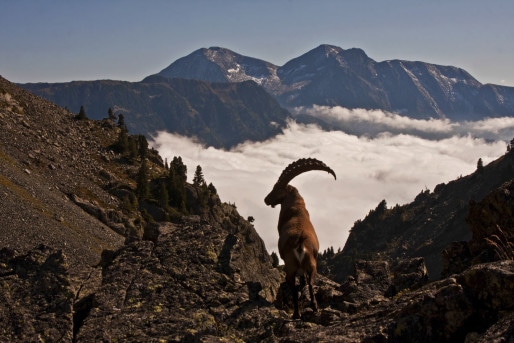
[{"xmin": 275, "ymin": 158, "xmax": 336, "ymax": 188}]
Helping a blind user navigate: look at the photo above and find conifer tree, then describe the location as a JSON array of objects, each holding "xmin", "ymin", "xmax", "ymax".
[
  {"xmin": 171, "ymin": 156, "xmax": 187, "ymax": 182},
  {"xmin": 271, "ymin": 252, "xmax": 280, "ymax": 268},
  {"xmin": 158, "ymin": 180, "xmax": 169, "ymax": 209},
  {"xmin": 128, "ymin": 136, "xmax": 138, "ymax": 160},
  {"xmin": 137, "ymin": 135, "xmax": 148, "ymax": 159},
  {"xmin": 477, "ymin": 157, "xmax": 484, "ymax": 170},
  {"xmin": 76, "ymin": 105, "xmax": 88, "ymax": 120},
  {"xmin": 208, "ymin": 182, "xmax": 217, "ymax": 195},
  {"xmin": 108, "ymin": 107, "xmax": 116, "ymax": 121},
  {"xmin": 193, "ymin": 165, "xmax": 205, "ymax": 186},
  {"xmin": 117, "ymin": 113, "xmax": 127, "ymax": 130},
  {"xmin": 167, "ymin": 158, "xmax": 187, "ymax": 212},
  {"xmin": 136, "ymin": 159, "xmax": 150, "ymax": 200},
  {"xmin": 477, "ymin": 157, "xmax": 484, "ymax": 175},
  {"xmin": 116, "ymin": 127, "xmax": 130, "ymax": 154}
]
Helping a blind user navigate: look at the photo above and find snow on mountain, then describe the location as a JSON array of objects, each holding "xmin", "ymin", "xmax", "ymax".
[{"xmin": 158, "ymin": 47, "xmax": 281, "ymax": 88}]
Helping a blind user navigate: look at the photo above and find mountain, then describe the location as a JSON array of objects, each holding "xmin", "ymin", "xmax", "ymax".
[
  {"xmin": 155, "ymin": 45, "xmax": 514, "ymax": 120},
  {"xmin": 158, "ymin": 46, "xmax": 280, "ymax": 87},
  {"xmin": 21, "ymin": 76, "xmax": 290, "ymax": 149},
  {"xmin": 20, "ymin": 45, "xmax": 514, "ymax": 150},
  {"xmin": 2, "ymin": 75, "xmax": 514, "ymax": 341}
]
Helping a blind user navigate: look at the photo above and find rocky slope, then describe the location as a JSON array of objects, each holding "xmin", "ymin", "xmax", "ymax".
[
  {"xmin": 0, "ymin": 76, "xmax": 125, "ymax": 273},
  {"xmin": 1, "ymin": 76, "xmax": 514, "ymax": 341}
]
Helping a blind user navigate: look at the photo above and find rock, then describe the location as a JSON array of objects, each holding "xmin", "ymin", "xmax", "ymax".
[
  {"xmin": 75, "ymin": 209, "xmax": 282, "ymax": 341},
  {"xmin": 390, "ymin": 257, "xmax": 429, "ymax": 293},
  {"xmin": 442, "ymin": 180, "xmax": 514, "ymax": 277},
  {"xmin": 0, "ymin": 245, "xmax": 74, "ymax": 342}
]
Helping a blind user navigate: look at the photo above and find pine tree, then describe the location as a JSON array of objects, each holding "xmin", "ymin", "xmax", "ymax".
[
  {"xmin": 136, "ymin": 159, "xmax": 150, "ymax": 200},
  {"xmin": 171, "ymin": 156, "xmax": 187, "ymax": 182},
  {"xmin": 137, "ymin": 135, "xmax": 148, "ymax": 159},
  {"xmin": 117, "ymin": 114, "xmax": 127, "ymax": 131},
  {"xmin": 76, "ymin": 105, "xmax": 88, "ymax": 120},
  {"xmin": 158, "ymin": 181, "xmax": 169, "ymax": 209},
  {"xmin": 128, "ymin": 136, "xmax": 138, "ymax": 160},
  {"xmin": 207, "ymin": 183, "xmax": 217, "ymax": 195},
  {"xmin": 477, "ymin": 158, "xmax": 484, "ymax": 170},
  {"xmin": 167, "ymin": 159, "xmax": 187, "ymax": 213},
  {"xmin": 193, "ymin": 165, "xmax": 205, "ymax": 186},
  {"xmin": 116, "ymin": 128, "xmax": 130, "ymax": 154},
  {"xmin": 477, "ymin": 157, "xmax": 484, "ymax": 175},
  {"xmin": 271, "ymin": 252, "xmax": 280, "ymax": 268},
  {"xmin": 108, "ymin": 107, "xmax": 116, "ymax": 121}
]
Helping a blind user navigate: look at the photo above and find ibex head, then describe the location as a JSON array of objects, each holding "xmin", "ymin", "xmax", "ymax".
[{"xmin": 264, "ymin": 158, "xmax": 336, "ymax": 208}]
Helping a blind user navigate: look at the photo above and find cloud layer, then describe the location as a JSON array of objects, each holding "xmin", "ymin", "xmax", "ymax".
[
  {"xmin": 150, "ymin": 107, "xmax": 510, "ymax": 256},
  {"xmin": 296, "ymin": 105, "xmax": 514, "ymax": 142}
]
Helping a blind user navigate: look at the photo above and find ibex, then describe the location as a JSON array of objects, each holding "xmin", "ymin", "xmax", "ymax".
[{"xmin": 264, "ymin": 158, "xmax": 336, "ymax": 319}]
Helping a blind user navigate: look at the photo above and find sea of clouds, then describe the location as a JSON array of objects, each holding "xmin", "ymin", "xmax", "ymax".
[{"xmin": 150, "ymin": 106, "xmax": 514, "ymax": 256}]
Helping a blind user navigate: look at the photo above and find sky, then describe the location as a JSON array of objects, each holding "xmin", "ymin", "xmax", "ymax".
[
  {"xmin": 1, "ymin": 0, "xmax": 513, "ymax": 86},
  {"xmin": 151, "ymin": 108, "xmax": 514, "ymax": 255}
]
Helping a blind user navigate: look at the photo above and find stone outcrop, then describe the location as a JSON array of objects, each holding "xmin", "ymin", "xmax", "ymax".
[
  {"xmin": 74, "ymin": 210, "xmax": 283, "ymax": 342},
  {"xmin": 0, "ymin": 245, "xmax": 74, "ymax": 342},
  {"xmin": 442, "ymin": 180, "xmax": 514, "ymax": 277}
]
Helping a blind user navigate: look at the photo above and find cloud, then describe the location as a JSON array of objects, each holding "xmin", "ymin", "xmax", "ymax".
[
  {"xmin": 295, "ymin": 105, "xmax": 514, "ymax": 142},
  {"xmin": 150, "ymin": 111, "xmax": 509, "ymax": 257}
]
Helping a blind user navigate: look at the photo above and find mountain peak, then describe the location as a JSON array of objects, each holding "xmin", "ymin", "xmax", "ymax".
[{"xmin": 156, "ymin": 47, "xmax": 277, "ymax": 84}]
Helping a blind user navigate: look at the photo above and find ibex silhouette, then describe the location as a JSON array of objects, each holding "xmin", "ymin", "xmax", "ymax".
[{"xmin": 264, "ymin": 158, "xmax": 336, "ymax": 319}]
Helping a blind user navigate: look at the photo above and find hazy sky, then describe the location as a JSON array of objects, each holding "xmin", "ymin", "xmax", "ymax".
[{"xmin": 1, "ymin": 0, "xmax": 513, "ymax": 86}]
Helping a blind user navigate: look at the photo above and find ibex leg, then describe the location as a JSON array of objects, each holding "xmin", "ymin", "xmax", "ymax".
[
  {"xmin": 286, "ymin": 273, "xmax": 300, "ymax": 319},
  {"xmin": 307, "ymin": 271, "xmax": 318, "ymax": 313}
]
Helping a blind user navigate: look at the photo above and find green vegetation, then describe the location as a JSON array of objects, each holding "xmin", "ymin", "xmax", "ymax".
[{"xmin": 89, "ymin": 107, "xmax": 221, "ymax": 226}]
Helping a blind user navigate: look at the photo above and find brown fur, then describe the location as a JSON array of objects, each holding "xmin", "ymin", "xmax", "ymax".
[
  {"xmin": 266, "ymin": 185, "xmax": 319, "ymax": 319},
  {"xmin": 265, "ymin": 158, "xmax": 335, "ymax": 319}
]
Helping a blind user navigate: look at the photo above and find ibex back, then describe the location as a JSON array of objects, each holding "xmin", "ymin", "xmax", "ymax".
[{"xmin": 264, "ymin": 158, "xmax": 336, "ymax": 319}]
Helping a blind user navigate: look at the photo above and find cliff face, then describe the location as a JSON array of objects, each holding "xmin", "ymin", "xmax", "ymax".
[{"xmin": 76, "ymin": 211, "xmax": 283, "ymax": 342}]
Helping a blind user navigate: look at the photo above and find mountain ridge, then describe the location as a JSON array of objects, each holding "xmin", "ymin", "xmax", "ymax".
[
  {"xmin": 153, "ymin": 44, "xmax": 514, "ymax": 120},
  {"xmin": 19, "ymin": 44, "xmax": 514, "ymax": 150},
  {"xmin": 21, "ymin": 76, "xmax": 290, "ymax": 149}
]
